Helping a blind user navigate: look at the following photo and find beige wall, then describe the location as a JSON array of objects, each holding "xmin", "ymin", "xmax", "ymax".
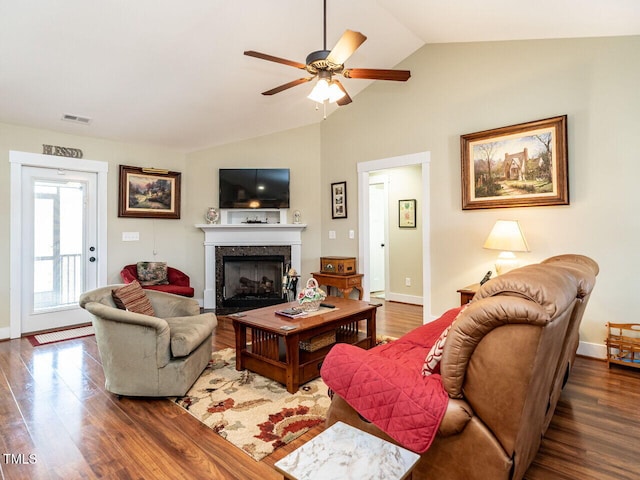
[
  {"xmin": 320, "ymin": 35, "xmax": 640, "ymax": 353},
  {"xmin": 2, "ymin": 35, "xmax": 639, "ymax": 355},
  {"xmin": 184, "ymin": 124, "xmax": 323, "ymax": 296},
  {"xmin": 0, "ymin": 122, "xmax": 188, "ymax": 333},
  {"xmin": 0, "ymin": 123, "xmax": 321, "ymax": 334}
]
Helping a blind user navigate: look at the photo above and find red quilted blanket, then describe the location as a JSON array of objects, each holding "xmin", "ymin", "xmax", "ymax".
[{"xmin": 320, "ymin": 307, "xmax": 461, "ymax": 453}]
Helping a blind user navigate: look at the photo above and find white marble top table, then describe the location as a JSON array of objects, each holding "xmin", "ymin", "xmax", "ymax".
[{"xmin": 274, "ymin": 421, "xmax": 420, "ymax": 480}]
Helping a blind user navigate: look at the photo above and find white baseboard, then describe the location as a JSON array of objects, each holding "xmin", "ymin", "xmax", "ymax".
[
  {"xmin": 0, "ymin": 326, "xmax": 12, "ymax": 341},
  {"xmin": 384, "ymin": 292, "xmax": 423, "ymax": 306},
  {"xmin": 577, "ymin": 340, "xmax": 607, "ymax": 360},
  {"xmin": 0, "ymin": 319, "xmax": 608, "ymax": 363}
]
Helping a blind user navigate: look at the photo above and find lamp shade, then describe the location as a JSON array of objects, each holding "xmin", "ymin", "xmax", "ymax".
[{"xmin": 483, "ymin": 220, "xmax": 530, "ymax": 252}]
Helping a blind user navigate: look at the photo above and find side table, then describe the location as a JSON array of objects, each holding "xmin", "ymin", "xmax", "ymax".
[
  {"xmin": 274, "ymin": 421, "xmax": 420, "ymax": 480},
  {"xmin": 457, "ymin": 283, "xmax": 480, "ymax": 306},
  {"xmin": 311, "ymin": 271, "xmax": 364, "ymax": 300}
]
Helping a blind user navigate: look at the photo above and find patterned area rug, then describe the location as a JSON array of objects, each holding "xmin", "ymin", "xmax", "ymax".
[{"xmin": 173, "ymin": 348, "xmax": 330, "ymax": 461}]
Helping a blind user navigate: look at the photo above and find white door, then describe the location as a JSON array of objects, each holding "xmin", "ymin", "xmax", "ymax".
[
  {"xmin": 21, "ymin": 166, "xmax": 98, "ymax": 333},
  {"xmin": 369, "ymin": 181, "xmax": 387, "ymax": 294}
]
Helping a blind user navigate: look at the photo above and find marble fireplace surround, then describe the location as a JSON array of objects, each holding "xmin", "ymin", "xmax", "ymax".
[
  {"xmin": 197, "ymin": 224, "xmax": 306, "ymax": 309},
  {"xmin": 215, "ymin": 246, "xmax": 290, "ymax": 308}
]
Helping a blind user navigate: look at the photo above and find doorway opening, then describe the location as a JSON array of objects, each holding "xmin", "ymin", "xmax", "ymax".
[{"xmin": 357, "ymin": 151, "xmax": 431, "ymax": 324}]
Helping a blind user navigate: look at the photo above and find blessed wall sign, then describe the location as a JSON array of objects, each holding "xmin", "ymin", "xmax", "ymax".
[{"xmin": 42, "ymin": 144, "xmax": 84, "ymax": 158}]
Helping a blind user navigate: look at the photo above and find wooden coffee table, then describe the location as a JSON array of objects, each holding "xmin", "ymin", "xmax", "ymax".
[{"xmin": 230, "ymin": 296, "xmax": 378, "ymax": 393}]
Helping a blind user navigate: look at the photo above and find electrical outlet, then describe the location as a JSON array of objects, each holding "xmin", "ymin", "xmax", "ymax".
[
  {"xmin": 349, "ymin": 229, "xmax": 355, "ymax": 239},
  {"xmin": 405, "ymin": 277, "xmax": 411, "ymax": 287},
  {"xmin": 329, "ymin": 230, "xmax": 336, "ymax": 239}
]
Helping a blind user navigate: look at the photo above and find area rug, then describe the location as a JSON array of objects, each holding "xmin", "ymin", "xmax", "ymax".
[
  {"xmin": 173, "ymin": 348, "xmax": 330, "ymax": 461},
  {"xmin": 27, "ymin": 325, "xmax": 95, "ymax": 346}
]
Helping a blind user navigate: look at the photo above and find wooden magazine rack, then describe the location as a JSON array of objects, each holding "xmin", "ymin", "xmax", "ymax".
[{"xmin": 606, "ymin": 323, "xmax": 640, "ymax": 369}]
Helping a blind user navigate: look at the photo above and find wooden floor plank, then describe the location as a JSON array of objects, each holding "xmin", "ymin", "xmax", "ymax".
[{"xmin": 1, "ymin": 300, "xmax": 639, "ymax": 479}]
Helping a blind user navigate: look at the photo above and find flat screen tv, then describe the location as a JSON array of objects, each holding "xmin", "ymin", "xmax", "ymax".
[{"xmin": 219, "ymin": 168, "xmax": 290, "ymax": 209}]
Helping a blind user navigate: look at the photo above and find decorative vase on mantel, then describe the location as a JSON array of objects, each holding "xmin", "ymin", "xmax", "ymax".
[{"xmin": 205, "ymin": 207, "xmax": 219, "ymax": 224}]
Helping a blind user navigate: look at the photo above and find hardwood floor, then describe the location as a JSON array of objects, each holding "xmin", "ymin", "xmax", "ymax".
[{"xmin": 1, "ymin": 300, "xmax": 638, "ymax": 479}]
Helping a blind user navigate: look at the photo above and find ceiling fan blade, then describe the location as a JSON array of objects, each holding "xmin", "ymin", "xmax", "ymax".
[
  {"xmin": 244, "ymin": 50, "xmax": 307, "ymax": 70},
  {"xmin": 333, "ymin": 80, "xmax": 352, "ymax": 106},
  {"xmin": 261, "ymin": 77, "xmax": 313, "ymax": 96},
  {"xmin": 326, "ymin": 30, "xmax": 367, "ymax": 66},
  {"xmin": 343, "ymin": 68, "xmax": 411, "ymax": 81}
]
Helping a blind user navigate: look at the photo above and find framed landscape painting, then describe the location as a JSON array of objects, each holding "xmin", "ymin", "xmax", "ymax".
[
  {"xmin": 118, "ymin": 165, "xmax": 181, "ymax": 219},
  {"xmin": 461, "ymin": 115, "xmax": 569, "ymax": 210}
]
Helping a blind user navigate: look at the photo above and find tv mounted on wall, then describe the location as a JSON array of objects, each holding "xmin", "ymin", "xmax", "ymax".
[{"xmin": 219, "ymin": 168, "xmax": 290, "ymax": 209}]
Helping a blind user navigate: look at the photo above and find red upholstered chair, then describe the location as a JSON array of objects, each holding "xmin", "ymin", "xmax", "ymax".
[{"xmin": 120, "ymin": 264, "xmax": 195, "ymax": 297}]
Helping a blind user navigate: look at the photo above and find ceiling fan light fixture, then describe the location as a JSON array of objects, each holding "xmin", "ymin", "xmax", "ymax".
[
  {"xmin": 245, "ymin": 0, "xmax": 410, "ymax": 105},
  {"xmin": 327, "ymin": 82, "xmax": 345, "ymax": 103},
  {"xmin": 307, "ymin": 76, "xmax": 346, "ymax": 104},
  {"xmin": 307, "ymin": 78, "xmax": 330, "ymax": 103}
]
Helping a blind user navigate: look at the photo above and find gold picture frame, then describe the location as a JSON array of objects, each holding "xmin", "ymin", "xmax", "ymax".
[
  {"xmin": 118, "ymin": 165, "xmax": 181, "ymax": 219},
  {"xmin": 461, "ymin": 115, "xmax": 568, "ymax": 210},
  {"xmin": 399, "ymin": 199, "xmax": 416, "ymax": 228}
]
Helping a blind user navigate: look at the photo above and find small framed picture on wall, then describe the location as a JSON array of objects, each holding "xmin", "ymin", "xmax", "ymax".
[
  {"xmin": 399, "ymin": 199, "xmax": 416, "ymax": 228},
  {"xmin": 331, "ymin": 181, "xmax": 347, "ymax": 219}
]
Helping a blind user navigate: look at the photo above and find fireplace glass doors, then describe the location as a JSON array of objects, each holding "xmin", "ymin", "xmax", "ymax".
[{"xmin": 222, "ymin": 255, "xmax": 286, "ymax": 308}]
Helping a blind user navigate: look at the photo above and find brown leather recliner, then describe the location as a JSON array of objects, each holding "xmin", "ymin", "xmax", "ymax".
[{"xmin": 324, "ymin": 254, "xmax": 598, "ymax": 480}]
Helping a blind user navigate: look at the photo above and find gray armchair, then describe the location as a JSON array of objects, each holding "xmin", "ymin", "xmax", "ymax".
[{"xmin": 79, "ymin": 285, "xmax": 217, "ymax": 397}]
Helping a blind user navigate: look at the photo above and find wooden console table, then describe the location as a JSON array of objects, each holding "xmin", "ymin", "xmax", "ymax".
[
  {"xmin": 311, "ymin": 272, "xmax": 364, "ymax": 300},
  {"xmin": 457, "ymin": 283, "xmax": 480, "ymax": 306}
]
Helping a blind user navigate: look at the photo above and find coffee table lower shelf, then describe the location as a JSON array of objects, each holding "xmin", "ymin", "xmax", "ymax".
[
  {"xmin": 232, "ymin": 298, "xmax": 377, "ymax": 393},
  {"xmin": 242, "ymin": 331, "xmax": 371, "ymax": 389}
]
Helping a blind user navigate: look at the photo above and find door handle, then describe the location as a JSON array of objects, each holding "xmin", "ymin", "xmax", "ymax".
[
  {"xmin": 380, "ymin": 243, "xmax": 385, "ymax": 247},
  {"xmin": 89, "ymin": 257, "xmax": 96, "ymax": 262}
]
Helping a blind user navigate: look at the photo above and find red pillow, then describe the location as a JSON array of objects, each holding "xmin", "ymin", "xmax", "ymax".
[{"xmin": 422, "ymin": 305, "xmax": 467, "ymax": 376}]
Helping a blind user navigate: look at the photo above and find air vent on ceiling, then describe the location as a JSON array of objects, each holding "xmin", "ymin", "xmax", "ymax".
[{"xmin": 61, "ymin": 113, "xmax": 92, "ymax": 125}]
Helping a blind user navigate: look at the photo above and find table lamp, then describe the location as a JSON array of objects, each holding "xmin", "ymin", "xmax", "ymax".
[{"xmin": 483, "ymin": 220, "xmax": 530, "ymax": 274}]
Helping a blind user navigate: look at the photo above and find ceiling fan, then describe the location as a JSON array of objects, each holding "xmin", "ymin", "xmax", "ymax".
[{"xmin": 244, "ymin": 0, "xmax": 411, "ymax": 106}]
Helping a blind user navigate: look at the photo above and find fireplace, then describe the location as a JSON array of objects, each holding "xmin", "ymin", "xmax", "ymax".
[
  {"xmin": 222, "ymin": 255, "xmax": 286, "ymax": 308},
  {"xmin": 215, "ymin": 245, "xmax": 291, "ymax": 311},
  {"xmin": 198, "ymin": 222, "xmax": 306, "ymax": 310}
]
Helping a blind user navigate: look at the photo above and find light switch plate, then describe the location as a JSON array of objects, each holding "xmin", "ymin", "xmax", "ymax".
[{"xmin": 122, "ymin": 232, "xmax": 139, "ymax": 241}]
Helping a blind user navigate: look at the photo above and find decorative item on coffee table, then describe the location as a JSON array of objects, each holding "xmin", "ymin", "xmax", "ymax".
[{"xmin": 298, "ymin": 278, "xmax": 326, "ymax": 312}]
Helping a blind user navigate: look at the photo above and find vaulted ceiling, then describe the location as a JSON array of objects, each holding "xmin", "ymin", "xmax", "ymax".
[{"xmin": 1, "ymin": 0, "xmax": 638, "ymax": 152}]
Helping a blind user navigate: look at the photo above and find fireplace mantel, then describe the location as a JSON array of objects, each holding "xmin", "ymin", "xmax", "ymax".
[{"xmin": 197, "ymin": 223, "xmax": 306, "ymax": 309}]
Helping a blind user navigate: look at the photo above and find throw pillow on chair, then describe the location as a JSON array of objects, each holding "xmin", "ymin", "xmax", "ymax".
[
  {"xmin": 112, "ymin": 280, "xmax": 156, "ymax": 316},
  {"xmin": 137, "ymin": 261, "xmax": 169, "ymax": 286}
]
